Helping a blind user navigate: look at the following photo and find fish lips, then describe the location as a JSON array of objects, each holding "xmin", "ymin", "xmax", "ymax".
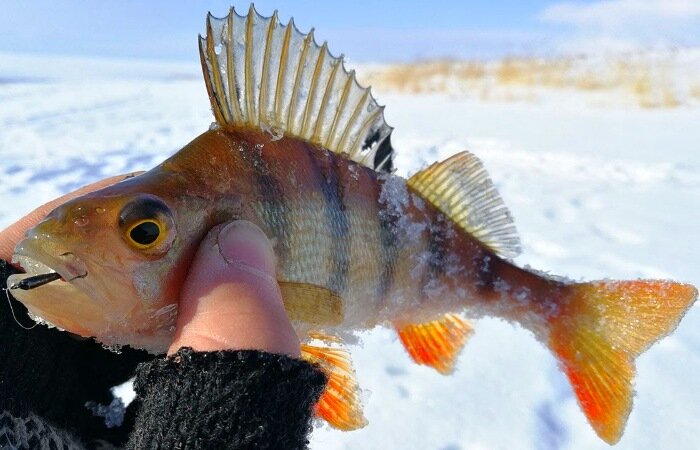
[
  {"xmin": 6, "ymin": 237, "xmax": 105, "ymax": 336},
  {"xmin": 10, "ymin": 237, "xmax": 89, "ymax": 285}
]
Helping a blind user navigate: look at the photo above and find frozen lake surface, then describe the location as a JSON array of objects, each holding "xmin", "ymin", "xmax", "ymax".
[{"xmin": 0, "ymin": 56, "xmax": 698, "ymax": 450}]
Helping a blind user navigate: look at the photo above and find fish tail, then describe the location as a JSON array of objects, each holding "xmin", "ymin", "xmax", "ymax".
[{"xmin": 547, "ymin": 280, "xmax": 697, "ymax": 444}]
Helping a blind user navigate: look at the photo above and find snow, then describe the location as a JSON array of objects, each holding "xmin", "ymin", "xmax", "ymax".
[{"xmin": 1, "ymin": 55, "xmax": 698, "ymax": 450}]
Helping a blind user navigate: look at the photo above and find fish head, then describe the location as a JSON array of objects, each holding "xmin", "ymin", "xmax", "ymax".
[{"xmin": 7, "ymin": 180, "xmax": 202, "ymax": 353}]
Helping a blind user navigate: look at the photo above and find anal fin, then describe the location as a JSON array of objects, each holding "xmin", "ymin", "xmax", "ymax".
[
  {"xmin": 396, "ymin": 314, "xmax": 474, "ymax": 375},
  {"xmin": 301, "ymin": 333, "xmax": 367, "ymax": 430}
]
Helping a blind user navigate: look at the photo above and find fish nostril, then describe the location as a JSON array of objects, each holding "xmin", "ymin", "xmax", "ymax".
[
  {"xmin": 73, "ymin": 215, "xmax": 90, "ymax": 227},
  {"xmin": 65, "ymin": 204, "xmax": 93, "ymax": 228}
]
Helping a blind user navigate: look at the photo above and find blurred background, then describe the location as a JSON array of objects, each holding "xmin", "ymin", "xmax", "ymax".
[
  {"xmin": 1, "ymin": 1, "xmax": 698, "ymax": 449},
  {"xmin": 2, "ymin": 0, "xmax": 700, "ymax": 107}
]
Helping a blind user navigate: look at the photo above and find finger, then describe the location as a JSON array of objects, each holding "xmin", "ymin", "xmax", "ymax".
[
  {"xmin": 168, "ymin": 220, "xmax": 300, "ymax": 357},
  {"xmin": 0, "ymin": 172, "xmax": 143, "ymax": 262}
]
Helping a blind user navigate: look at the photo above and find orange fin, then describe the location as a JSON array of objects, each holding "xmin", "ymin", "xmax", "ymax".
[
  {"xmin": 301, "ymin": 333, "xmax": 367, "ymax": 430},
  {"xmin": 550, "ymin": 280, "xmax": 697, "ymax": 444},
  {"xmin": 396, "ymin": 314, "xmax": 474, "ymax": 375}
]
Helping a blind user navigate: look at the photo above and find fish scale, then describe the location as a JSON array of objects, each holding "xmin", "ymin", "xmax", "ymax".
[{"xmin": 5, "ymin": 5, "xmax": 697, "ymax": 445}]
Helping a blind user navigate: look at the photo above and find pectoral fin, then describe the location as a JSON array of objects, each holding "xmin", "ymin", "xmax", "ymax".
[
  {"xmin": 279, "ymin": 281, "xmax": 344, "ymax": 326},
  {"xmin": 396, "ymin": 314, "xmax": 474, "ymax": 375},
  {"xmin": 301, "ymin": 333, "xmax": 367, "ymax": 430}
]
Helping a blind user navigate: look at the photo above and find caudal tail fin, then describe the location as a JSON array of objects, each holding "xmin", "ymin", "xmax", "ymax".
[{"xmin": 548, "ymin": 280, "xmax": 697, "ymax": 444}]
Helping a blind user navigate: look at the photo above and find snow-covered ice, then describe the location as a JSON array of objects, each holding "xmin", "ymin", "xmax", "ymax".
[{"xmin": 0, "ymin": 55, "xmax": 698, "ymax": 450}]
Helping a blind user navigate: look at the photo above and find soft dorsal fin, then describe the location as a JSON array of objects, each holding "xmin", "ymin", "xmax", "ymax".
[
  {"xmin": 407, "ymin": 151, "xmax": 521, "ymax": 259},
  {"xmin": 301, "ymin": 333, "xmax": 367, "ymax": 430},
  {"xmin": 396, "ymin": 314, "xmax": 474, "ymax": 375},
  {"xmin": 199, "ymin": 5, "xmax": 394, "ymax": 172}
]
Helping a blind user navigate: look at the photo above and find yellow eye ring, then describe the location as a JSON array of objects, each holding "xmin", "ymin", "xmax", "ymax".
[{"xmin": 126, "ymin": 219, "xmax": 163, "ymax": 249}]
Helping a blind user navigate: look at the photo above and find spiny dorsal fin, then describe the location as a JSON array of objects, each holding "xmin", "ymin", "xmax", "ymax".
[
  {"xmin": 407, "ymin": 151, "xmax": 521, "ymax": 259},
  {"xmin": 301, "ymin": 332, "xmax": 367, "ymax": 430},
  {"xmin": 396, "ymin": 314, "xmax": 474, "ymax": 375},
  {"xmin": 199, "ymin": 5, "xmax": 395, "ymax": 172}
]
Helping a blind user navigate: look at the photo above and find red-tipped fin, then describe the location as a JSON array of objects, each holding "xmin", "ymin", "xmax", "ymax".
[
  {"xmin": 396, "ymin": 314, "xmax": 474, "ymax": 375},
  {"xmin": 301, "ymin": 333, "xmax": 367, "ymax": 430},
  {"xmin": 550, "ymin": 280, "xmax": 697, "ymax": 444}
]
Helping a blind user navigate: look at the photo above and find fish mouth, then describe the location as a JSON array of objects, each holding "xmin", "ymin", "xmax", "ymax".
[
  {"xmin": 6, "ymin": 237, "xmax": 99, "ymax": 336},
  {"xmin": 7, "ymin": 237, "xmax": 177, "ymax": 352},
  {"xmin": 10, "ymin": 238, "xmax": 89, "ymax": 286}
]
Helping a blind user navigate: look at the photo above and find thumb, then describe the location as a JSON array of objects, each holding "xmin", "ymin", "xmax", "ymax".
[{"xmin": 168, "ymin": 220, "xmax": 300, "ymax": 357}]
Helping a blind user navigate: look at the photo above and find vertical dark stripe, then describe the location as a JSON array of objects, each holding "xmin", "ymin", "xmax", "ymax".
[
  {"xmin": 307, "ymin": 150, "xmax": 350, "ymax": 294},
  {"xmin": 421, "ymin": 215, "xmax": 449, "ymax": 291},
  {"xmin": 474, "ymin": 247, "xmax": 499, "ymax": 296},
  {"xmin": 376, "ymin": 178, "xmax": 402, "ymax": 300},
  {"xmin": 237, "ymin": 139, "xmax": 291, "ymax": 262}
]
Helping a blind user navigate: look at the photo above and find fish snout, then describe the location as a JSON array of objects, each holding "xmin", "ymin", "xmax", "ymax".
[{"xmin": 42, "ymin": 200, "xmax": 111, "ymax": 233}]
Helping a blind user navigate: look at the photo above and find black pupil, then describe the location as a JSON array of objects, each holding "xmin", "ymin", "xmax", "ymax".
[{"xmin": 130, "ymin": 222, "xmax": 160, "ymax": 245}]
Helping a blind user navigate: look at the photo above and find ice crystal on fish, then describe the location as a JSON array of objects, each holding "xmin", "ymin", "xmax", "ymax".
[{"xmin": 260, "ymin": 121, "xmax": 284, "ymax": 141}]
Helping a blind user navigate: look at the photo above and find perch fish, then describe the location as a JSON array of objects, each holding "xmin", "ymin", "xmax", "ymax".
[{"xmin": 7, "ymin": 6, "xmax": 697, "ymax": 445}]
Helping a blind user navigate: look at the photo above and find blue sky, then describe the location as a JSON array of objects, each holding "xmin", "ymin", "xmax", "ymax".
[{"xmin": 1, "ymin": 1, "xmax": 699, "ymax": 62}]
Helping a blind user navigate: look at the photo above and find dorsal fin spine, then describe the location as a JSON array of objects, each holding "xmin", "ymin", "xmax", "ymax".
[
  {"xmin": 258, "ymin": 10, "xmax": 278, "ymax": 126},
  {"xmin": 337, "ymin": 88, "xmax": 369, "ymax": 154},
  {"xmin": 224, "ymin": 11, "xmax": 243, "ymax": 122},
  {"xmin": 274, "ymin": 18, "xmax": 293, "ymax": 122},
  {"xmin": 205, "ymin": 15, "xmax": 230, "ymax": 124},
  {"xmin": 375, "ymin": 150, "xmax": 393, "ymax": 173},
  {"xmin": 352, "ymin": 106, "xmax": 384, "ymax": 161},
  {"xmin": 325, "ymin": 67, "xmax": 353, "ymax": 148},
  {"xmin": 313, "ymin": 53, "xmax": 341, "ymax": 142},
  {"xmin": 287, "ymin": 29, "xmax": 313, "ymax": 134},
  {"xmin": 302, "ymin": 41, "xmax": 327, "ymax": 137},
  {"xmin": 244, "ymin": 5, "xmax": 256, "ymax": 125}
]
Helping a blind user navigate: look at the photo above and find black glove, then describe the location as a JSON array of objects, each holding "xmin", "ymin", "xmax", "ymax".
[{"xmin": 0, "ymin": 259, "xmax": 153, "ymax": 447}]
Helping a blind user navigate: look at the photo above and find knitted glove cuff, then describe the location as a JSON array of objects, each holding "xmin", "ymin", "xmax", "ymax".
[
  {"xmin": 0, "ymin": 259, "xmax": 151, "ymax": 445},
  {"xmin": 128, "ymin": 347, "xmax": 327, "ymax": 450}
]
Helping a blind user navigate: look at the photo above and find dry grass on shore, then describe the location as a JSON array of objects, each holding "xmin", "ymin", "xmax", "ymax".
[{"xmin": 358, "ymin": 52, "xmax": 699, "ymax": 108}]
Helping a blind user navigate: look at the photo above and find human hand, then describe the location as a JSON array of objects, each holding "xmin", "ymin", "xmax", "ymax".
[
  {"xmin": 0, "ymin": 173, "xmax": 299, "ymax": 358},
  {"xmin": 168, "ymin": 220, "xmax": 300, "ymax": 357},
  {"xmin": 0, "ymin": 173, "xmax": 152, "ymax": 446}
]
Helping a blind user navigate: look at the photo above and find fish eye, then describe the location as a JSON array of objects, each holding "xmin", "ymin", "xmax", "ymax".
[
  {"xmin": 119, "ymin": 196, "xmax": 175, "ymax": 254},
  {"xmin": 128, "ymin": 220, "xmax": 161, "ymax": 247}
]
